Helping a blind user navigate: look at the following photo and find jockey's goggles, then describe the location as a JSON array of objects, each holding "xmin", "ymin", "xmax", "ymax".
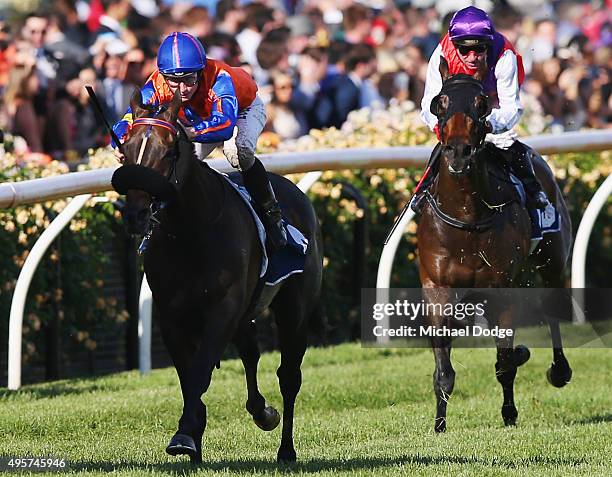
[
  {"xmin": 163, "ymin": 71, "xmax": 201, "ymax": 87},
  {"xmin": 455, "ymin": 43, "xmax": 488, "ymax": 55}
]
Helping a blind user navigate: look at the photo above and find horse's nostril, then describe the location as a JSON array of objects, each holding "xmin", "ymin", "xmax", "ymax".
[{"xmin": 463, "ymin": 145, "xmax": 471, "ymax": 157}]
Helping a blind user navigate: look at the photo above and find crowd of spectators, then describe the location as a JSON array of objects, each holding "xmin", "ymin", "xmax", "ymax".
[{"xmin": 0, "ymin": 0, "xmax": 609, "ymax": 163}]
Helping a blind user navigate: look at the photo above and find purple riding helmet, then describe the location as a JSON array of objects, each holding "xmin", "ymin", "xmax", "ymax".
[{"xmin": 449, "ymin": 6, "xmax": 495, "ymax": 45}]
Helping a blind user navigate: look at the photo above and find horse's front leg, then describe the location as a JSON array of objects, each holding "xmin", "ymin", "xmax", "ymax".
[
  {"xmin": 233, "ymin": 319, "xmax": 280, "ymax": 431},
  {"xmin": 494, "ymin": 306, "xmax": 518, "ymax": 426},
  {"xmin": 160, "ymin": 305, "xmax": 236, "ymax": 464},
  {"xmin": 424, "ymin": 288, "xmax": 455, "ymax": 433},
  {"xmin": 160, "ymin": 314, "xmax": 208, "ymax": 464},
  {"xmin": 431, "ymin": 333, "xmax": 455, "ymax": 433}
]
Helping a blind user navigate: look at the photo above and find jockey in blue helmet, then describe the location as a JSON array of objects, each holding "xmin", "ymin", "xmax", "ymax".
[
  {"xmin": 113, "ymin": 32, "xmax": 287, "ymax": 249},
  {"xmin": 411, "ymin": 6, "xmax": 550, "ymax": 213}
]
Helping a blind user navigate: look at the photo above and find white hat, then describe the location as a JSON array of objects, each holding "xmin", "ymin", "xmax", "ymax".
[{"xmin": 105, "ymin": 38, "xmax": 130, "ymax": 56}]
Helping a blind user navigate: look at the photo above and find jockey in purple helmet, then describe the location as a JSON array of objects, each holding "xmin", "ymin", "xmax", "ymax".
[
  {"xmin": 411, "ymin": 6, "xmax": 550, "ymax": 213},
  {"xmin": 113, "ymin": 32, "xmax": 286, "ymax": 249}
]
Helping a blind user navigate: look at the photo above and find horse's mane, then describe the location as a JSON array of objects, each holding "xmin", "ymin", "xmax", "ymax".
[{"xmin": 175, "ymin": 124, "xmax": 196, "ymax": 160}]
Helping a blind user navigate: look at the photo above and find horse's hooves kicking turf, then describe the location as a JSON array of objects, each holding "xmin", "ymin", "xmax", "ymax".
[
  {"xmin": 547, "ymin": 363, "xmax": 572, "ymax": 388},
  {"xmin": 277, "ymin": 446, "xmax": 297, "ymax": 464},
  {"xmin": 253, "ymin": 406, "xmax": 281, "ymax": 431},
  {"xmin": 513, "ymin": 345, "xmax": 531, "ymax": 367},
  {"xmin": 166, "ymin": 433, "xmax": 202, "ymax": 464}
]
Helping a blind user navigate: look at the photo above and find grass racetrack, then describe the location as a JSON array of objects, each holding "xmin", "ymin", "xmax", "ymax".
[{"xmin": 1, "ymin": 343, "xmax": 611, "ymax": 476}]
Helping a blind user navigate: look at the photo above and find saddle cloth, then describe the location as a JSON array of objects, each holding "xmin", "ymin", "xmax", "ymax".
[
  {"xmin": 509, "ymin": 174, "xmax": 561, "ymax": 252},
  {"xmin": 219, "ymin": 173, "xmax": 309, "ymax": 286}
]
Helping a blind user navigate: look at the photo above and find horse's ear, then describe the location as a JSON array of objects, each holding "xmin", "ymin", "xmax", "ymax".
[
  {"xmin": 475, "ymin": 93, "xmax": 491, "ymax": 119},
  {"xmin": 165, "ymin": 88, "xmax": 181, "ymax": 122},
  {"xmin": 473, "ymin": 59, "xmax": 488, "ymax": 82},
  {"xmin": 439, "ymin": 57, "xmax": 450, "ymax": 82},
  {"xmin": 430, "ymin": 93, "xmax": 449, "ymax": 117},
  {"xmin": 129, "ymin": 88, "xmax": 147, "ymax": 118}
]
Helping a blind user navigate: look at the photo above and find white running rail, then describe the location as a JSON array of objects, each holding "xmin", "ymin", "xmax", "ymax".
[{"xmin": 2, "ymin": 130, "xmax": 611, "ymax": 388}]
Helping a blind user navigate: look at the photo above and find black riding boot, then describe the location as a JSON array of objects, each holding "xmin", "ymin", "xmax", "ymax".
[
  {"xmin": 242, "ymin": 158, "xmax": 287, "ymax": 251},
  {"xmin": 410, "ymin": 143, "xmax": 442, "ymax": 213},
  {"xmin": 506, "ymin": 142, "xmax": 549, "ymax": 209}
]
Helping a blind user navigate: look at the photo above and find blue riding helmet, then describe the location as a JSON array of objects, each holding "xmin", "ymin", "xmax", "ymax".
[{"xmin": 157, "ymin": 32, "xmax": 207, "ymax": 75}]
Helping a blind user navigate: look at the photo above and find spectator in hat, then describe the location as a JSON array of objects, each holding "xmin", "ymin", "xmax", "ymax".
[{"xmin": 99, "ymin": 38, "xmax": 134, "ymax": 121}]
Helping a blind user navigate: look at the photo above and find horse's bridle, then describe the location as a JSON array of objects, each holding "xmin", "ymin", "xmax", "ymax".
[
  {"xmin": 129, "ymin": 114, "xmax": 182, "ymax": 253},
  {"xmin": 433, "ymin": 76, "xmax": 489, "ymax": 156},
  {"xmin": 128, "ymin": 112, "xmax": 226, "ymax": 253},
  {"xmin": 427, "ymin": 75, "xmax": 513, "ymax": 232}
]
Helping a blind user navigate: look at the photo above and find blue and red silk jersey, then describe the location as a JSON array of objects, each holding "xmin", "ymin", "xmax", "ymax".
[{"xmin": 113, "ymin": 59, "xmax": 258, "ymax": 144}]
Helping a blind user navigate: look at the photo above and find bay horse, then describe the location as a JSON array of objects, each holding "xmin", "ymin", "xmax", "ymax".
[
  {"xmin": 111, "ymin": 89, "xmax": 323, "ymax": 463},
  {"xmin": 417, "ymin": 59, "xmax": 573, "ymax": 432}
]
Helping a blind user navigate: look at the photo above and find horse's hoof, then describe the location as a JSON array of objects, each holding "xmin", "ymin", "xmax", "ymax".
[
  {"xmin": 253, "ymin": 406, "xmax": 281, "ymax": 431},
  {"xmin": 502, "ymin": 405, "xmax": 518, "ymax": 426},
  {"xmin": 513, "ymin": 345, "xmax": 530, "ymax": 367},
  {"xmin": 277, "ymin": 446, "xmax": 297, "ymax": 464},
  {"xmin": 166, "ymin": 433, "xmax": 202, "ymax": 464},
  {"xmin": 547, "ymin": 363, "xmax": 572, "ymax": 388},
  {"xmin": 434, "ymin": 418, "xmax": 446, "ymax": 433}
]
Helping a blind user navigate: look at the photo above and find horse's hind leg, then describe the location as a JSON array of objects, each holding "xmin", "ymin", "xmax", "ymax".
[
  {"xmin": 272, "ymin": 300, "xmax": 308, "ymax": 463},
  {"xmin": 432, "ymin": 336, "xmax": 455, "ymax": 433},
  {"xmin": 494, "ymin": 306, "xmax": 519, "ymax": 426},
  {"xmin": 540, "ymin": 269, "xmax": 572, "ymax": 387},
  {"xmin": 495, "ymin": 336, "xmax": 518, "ymax": 426},
  {"xmin": 233, "ymin": 320, "xmax": 280, "ymax": 431}
]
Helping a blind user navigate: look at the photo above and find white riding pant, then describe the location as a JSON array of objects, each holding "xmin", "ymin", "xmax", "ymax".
[{"xmin": 196, "ymin": 95, "xmax": 266, "ymax": 171}]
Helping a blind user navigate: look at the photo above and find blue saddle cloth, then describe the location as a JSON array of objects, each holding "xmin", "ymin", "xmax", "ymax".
[
  {"xmin": 220, "ymin": 174, "xmax": 309, "ymax": 286},
  {"xmin": 509, "ymin": 174, "xmax": 561, "ymax": 248}
]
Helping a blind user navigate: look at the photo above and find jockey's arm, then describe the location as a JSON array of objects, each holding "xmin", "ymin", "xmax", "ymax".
[
  {"xmin": 420, "ymin": 45, "xmax": 443, "ymax": 132},
  {"xmin": 183, "ymin": 70, "xmax": 238, "ymax": 143},
  {"xmin": 487, "ymin": 50, "xmax": 523, "ymax": 134}
]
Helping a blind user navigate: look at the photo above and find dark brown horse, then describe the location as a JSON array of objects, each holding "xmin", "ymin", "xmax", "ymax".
[
  {"xmin": 417, "ymin": 60, "xmax": 573, "ymax": 432},
  {"xmin": 111, "ymin": 90, "xmax": 323, "ymax": 463}
]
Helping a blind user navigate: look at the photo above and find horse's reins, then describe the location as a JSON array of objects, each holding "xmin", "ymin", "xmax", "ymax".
[{"xmin": 131, "ymin": 117, "xmax": 228, "ymax": 253}]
